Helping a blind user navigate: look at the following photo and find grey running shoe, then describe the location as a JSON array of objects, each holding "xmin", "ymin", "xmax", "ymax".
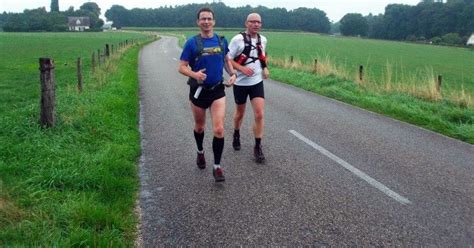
[{"xmin": 213, "ymin": 167, "xmax": 225, "ymax": 182}]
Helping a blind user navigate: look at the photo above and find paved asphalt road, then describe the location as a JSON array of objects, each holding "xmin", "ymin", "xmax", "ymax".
[{"xmin": 137, "ymin": 36, "xmax": 474, "ymax": 246}]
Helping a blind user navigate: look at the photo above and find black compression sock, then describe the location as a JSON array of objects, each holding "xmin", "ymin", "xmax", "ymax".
[
  {"xmin": 212, "ymin": 136, "xmax": 224, "ymax": 165},
  {"xmin": 194, "ymin": 130, "xmax": 204, "ymax": 151}
]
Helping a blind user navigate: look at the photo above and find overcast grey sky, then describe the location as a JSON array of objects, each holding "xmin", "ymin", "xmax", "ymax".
[{"xmin": 0, "ymin": 0, "xmax": 421, "ymax": 22}]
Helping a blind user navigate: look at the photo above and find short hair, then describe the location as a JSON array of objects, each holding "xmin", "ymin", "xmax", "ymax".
[
  {"xmin": 246, "ymin": 13, "xmax": 261, "ymax": 22},
  {"xmin": 197, "ymin": 7, "xmax": 215, "ymax": 20}
]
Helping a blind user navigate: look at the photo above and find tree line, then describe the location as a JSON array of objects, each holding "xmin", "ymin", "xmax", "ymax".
[
  {"xmin": 1, "ymin": 1, "xmax": 472, "ymax": 46},
  {"xmin": 0, "ymin": 2, "xmax": 104, "ymax": 32},
  {"xmin": 104, "ymin": 2, "xmax": 331, "ymax": 33},
  {"xmin": 339, "ymin": 0, "xmax": 474, "ymax": 45}
]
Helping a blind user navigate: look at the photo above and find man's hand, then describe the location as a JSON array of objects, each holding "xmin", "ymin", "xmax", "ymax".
[
  {"xmin": 194, "ymin": 68, "xmax": 207, "ymax": 82},
  {"xmin": 262, "ymin": 67, "xmax": 270, "ymax": 79},
  {"xmin": 225, "ymin": 74, "xmax": 237, "ymax": 87},
  {"xmin": 240, "ymin": 66, "xmax": 254, "ymax": 77}
]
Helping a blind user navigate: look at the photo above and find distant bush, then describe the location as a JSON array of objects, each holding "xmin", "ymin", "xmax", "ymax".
[
  {"xmin": 406, "ymin": 35, "xmax": 417, "ymax": 42},
  {"xmin": 431, "ymin": 36, "xmax": 442, "ymax": 45},
  {"xmin": 442, "ymin": 33, "xmax": 462, "ymax": 45}
]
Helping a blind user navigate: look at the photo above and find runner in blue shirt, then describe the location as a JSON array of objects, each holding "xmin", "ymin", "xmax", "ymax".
[{"xmin": 178, "ymin": 7, "xmax": 237, "ymax": 182}]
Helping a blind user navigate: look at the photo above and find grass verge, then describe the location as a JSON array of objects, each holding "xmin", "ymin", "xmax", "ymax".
[
  {"xmin": 0, "ymin": 39, "xmax": 147, "ymax": 246},
  {"xmin": 271, "ymin": 66, "xmax": 474, "ymax": 144}
]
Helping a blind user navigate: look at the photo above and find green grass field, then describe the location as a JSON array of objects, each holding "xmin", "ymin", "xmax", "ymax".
[
  {"xmin": 266, "ymin": 33, "xmax": 474, "ymax": 92},
  {"xmin": 0, "ymin": 32, "xmax": 150, "ymax": 246}
]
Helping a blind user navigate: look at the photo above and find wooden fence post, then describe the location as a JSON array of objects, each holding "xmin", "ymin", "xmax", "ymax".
[
  {"xmin": 91, "ymin": 52, "xmax": 96, "ymax": 72},
  {"xmin": 97, "ymin": 49, "xmax": 101, "ymax": 66},
  {"xmin": 436, "ymin": 75, "xmax": 442, "ymax": 93},
  {"xmin": 105, "ymin": 44, "xmax": 110, "ymax": 57},
  {"xmin": 359, "ymin": 65, "xmax": 364, "ymax": 81},
  {"xmin": 314, "ymin": 59, "xmax": 318, "ymax": 73},
  {"xmin": 39, "ymin": 58, "xmax": 56, "ymax": 128},
  {"xmin": 290, "ymin": 56, "xmax": 294, "ymax": 63},
  {"xmin": 77, "ymin": 57, "xmax": 83, "ymax": 92}
]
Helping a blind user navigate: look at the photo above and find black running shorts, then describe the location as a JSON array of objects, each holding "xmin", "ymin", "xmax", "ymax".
[
  {"xmin": 233, "ymin": 81, "xmax": 265, "ymax": 105},
  {"xmin": 189, "ymin": 84, "xmax": 225, "ymax": 109}
]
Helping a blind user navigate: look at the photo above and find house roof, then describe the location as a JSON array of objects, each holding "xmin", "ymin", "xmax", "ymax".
[
  {"xmin": 68, "ymin": 17, "xmax": 91, "ymax": 27},
  {"xmin": 467, "ymin": 33, "xmax": 474, "ymax": 45}
]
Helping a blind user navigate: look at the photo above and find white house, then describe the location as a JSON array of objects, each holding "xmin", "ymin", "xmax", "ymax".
[
  {"xmin": 467, "ymin": 33, "xmax": 474, "ymax": 46},
  {"xmin": 68, "ymin": 17, "xmax": 90, "ymax": 31}
]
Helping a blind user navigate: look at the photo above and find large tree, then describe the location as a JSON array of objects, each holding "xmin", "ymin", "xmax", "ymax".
[
  {"xmin": 340, "ymin": 13, "xmax": 369, "ymax": 36},
  {"xmin": 105, "ymin": 5, "xmax": 130, "ymax": 28},
  {"xmin": 289, "ymin": 7, "xmax": 331, "ymax": 33},
  {"xmin": 382, "ymin": 4, "xmax": 415, "ymax": 40},
  {"xmin": 72, "ymin": 2, "xmax": 103, "ymax": 31},
  {"xmin": 80, "ymin": 2, "xmax": 101, "ymax": 17},
  {"xmin": 50, "ymin": 0, "xmax": 59, "ymax": 12}
]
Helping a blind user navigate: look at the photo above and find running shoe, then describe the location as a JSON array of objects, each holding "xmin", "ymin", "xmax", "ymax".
[
  {"xmin": 196, "ymin": 151, "xmax": 206, "ymax": 169},
  {"xmin": 213, "ymin": 167, "xmax": 225, "ymax": 182},
  {"xmin": 232, "ymin": 135, "xmax": 241, "ymax": 151},
  {"xmin": 254, "ymin": 145, "xmax": 265, "ymax": 164}
]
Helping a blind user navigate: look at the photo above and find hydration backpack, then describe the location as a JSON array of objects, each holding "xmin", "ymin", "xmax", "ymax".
[
  {"xmin": 194, "ymin": 34, "xmax": 225, "ymax": 63},
  {"xmin": 233, "ymin": 32, "xmax": 267, "ymax": 68}
]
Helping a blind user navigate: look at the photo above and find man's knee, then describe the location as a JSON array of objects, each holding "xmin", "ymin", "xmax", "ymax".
[
  {"xmin": 234, "ymin": 111, "xmax": 244, "ymax": 120},
  {"xmin": 194, "ymin": 124, "xmax": 205, "ymax": 133},
  {"xmin": 254, "ymin": 106, "xmax": 264, "ymax": 121},
  {"xmin": 213, "ymin": 125, "xmax": 224, "ymax": 137},
  {"xmin": 255, "ymin": 111, "xmax": 264, "ymax": 122}
]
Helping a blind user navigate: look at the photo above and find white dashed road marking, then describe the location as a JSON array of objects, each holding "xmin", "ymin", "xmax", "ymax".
[{"xmin": 289, "ymin": 130, "xmax": 412, "ymax": 205}]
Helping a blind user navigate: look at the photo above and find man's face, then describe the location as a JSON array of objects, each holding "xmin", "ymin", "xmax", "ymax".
[
  {"xmin": 197, "ymin": 11, "xmax": 215, "ymax": 32},
  {"xmin": 246, "ymin": 14, "xmax": 262, "ymax": 35}
]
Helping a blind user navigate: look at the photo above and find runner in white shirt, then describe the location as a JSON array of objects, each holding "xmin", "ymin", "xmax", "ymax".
[{"xmin": 228, "ymin": 13, "xmax": 270, "ymax": 163}]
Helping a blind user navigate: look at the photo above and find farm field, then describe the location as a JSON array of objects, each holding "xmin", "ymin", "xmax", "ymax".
[
  {"xmin": 0, "ymin": 32, "xmax": 146, "ymax": 113},
  {"xmin": 267, "ymin": 32, "xmax": 473, "ymax": 93},
  {"xmin": 0, "ymin": 32, "xmax": 150, "ymax": 246}
]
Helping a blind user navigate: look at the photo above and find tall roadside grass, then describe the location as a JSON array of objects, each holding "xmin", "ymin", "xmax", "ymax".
[
  {"xmin": 270, "ymin": 64, "xmax": 474, "ymax": 144},
  {"xmin": 270, "ymin": 56, "xmax": 471, "ymax": 108},
  {"xmin": 0, "ymin": 32, "xmax": 154, "ymax": 246}
]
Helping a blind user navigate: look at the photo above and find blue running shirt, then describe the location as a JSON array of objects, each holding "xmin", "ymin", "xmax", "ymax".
[{"xmin": 180, "ymin": 34, "xmax": 229, "ymax": 86}]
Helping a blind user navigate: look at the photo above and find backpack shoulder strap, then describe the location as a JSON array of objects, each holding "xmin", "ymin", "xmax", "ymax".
[
  {"xmin": 240, "ymin": 32, "xmax": 249, "ymax": 43},
  {"xmin": 194, "ymin": 34, "xmax": 203, "ymax": 59},
  {"xmin": 217, "ymin": 34, "xmax": 225, "ymax": 53},
  {"xmin": 240, "ymin": 32, "xmax": 252, "ymax": 57},
  {"xmin": 255, "ymin": 34, "xmax": 267, "ymax": 68}
]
